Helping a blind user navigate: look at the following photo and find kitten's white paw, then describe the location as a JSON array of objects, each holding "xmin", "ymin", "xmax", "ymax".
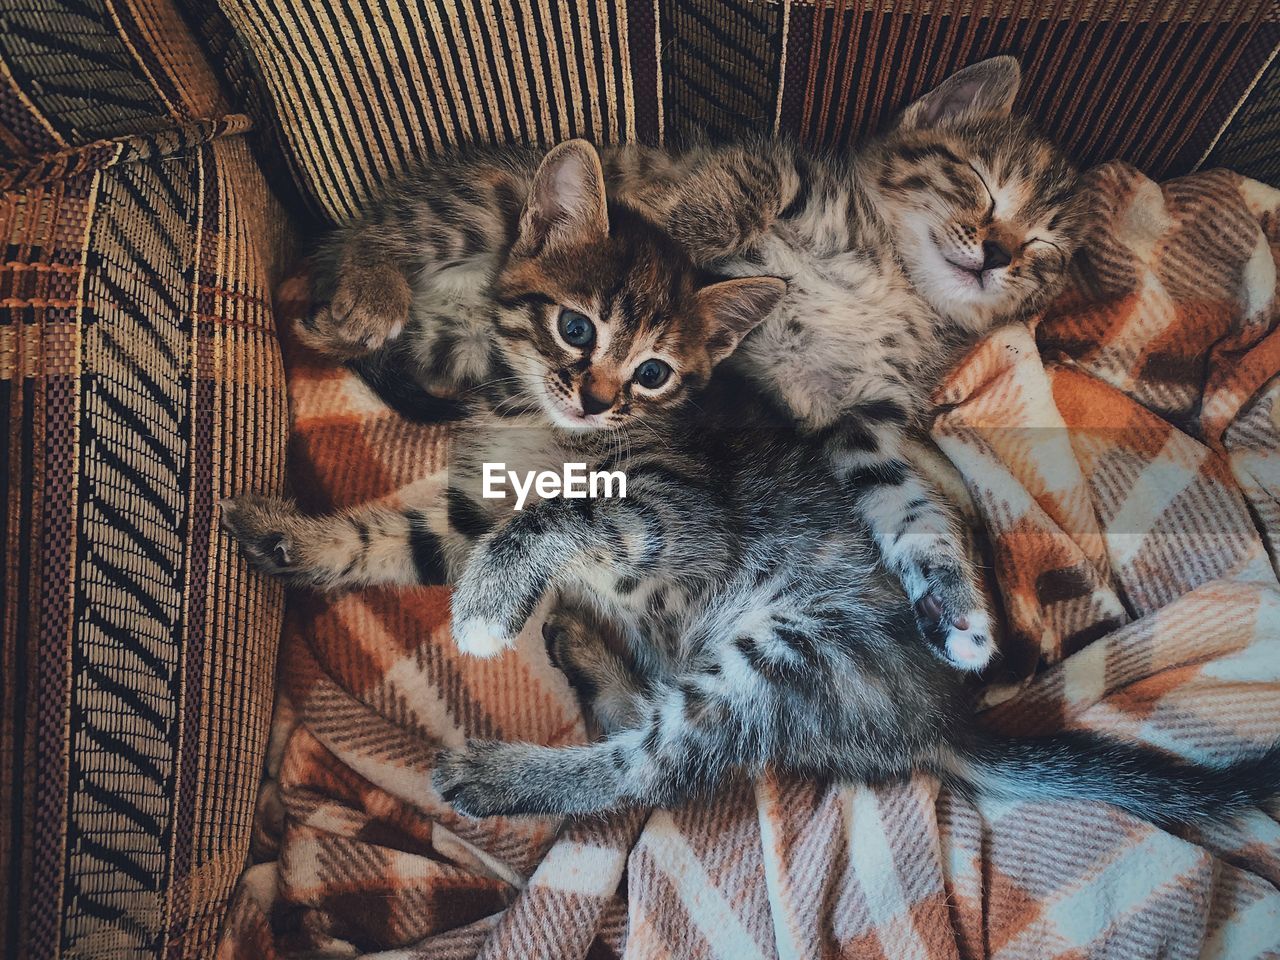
[
  {"xmin": 451, "ymin": 615, "xmax": 514, "ymax": 658},
  {"xmin": 944, "ymin": 611, "xmax": 994, "ymax": 671}
]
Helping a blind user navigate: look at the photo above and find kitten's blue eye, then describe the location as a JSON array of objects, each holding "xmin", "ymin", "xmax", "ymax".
[
  {"xmin": 634, "ymin": 358, "xmax": 672, "ymax": 390},
  {"xmin": 558, "ymin": 309, "xmax": 595, "ymax": 348}
]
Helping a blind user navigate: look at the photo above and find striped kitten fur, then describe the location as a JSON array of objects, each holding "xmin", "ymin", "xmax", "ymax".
[
  {"xmin": 612, "ymin": 57, "xmax": 1089, "ymax": 673},
  {"xmin": 223, "ymin": 139, "xmax": 1280, "ymax": 825}
]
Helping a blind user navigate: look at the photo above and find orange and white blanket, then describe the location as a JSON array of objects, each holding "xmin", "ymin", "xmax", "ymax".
[{"xmin": 218, "ymin": 163, "xmax": 1280, "ymax": 959}]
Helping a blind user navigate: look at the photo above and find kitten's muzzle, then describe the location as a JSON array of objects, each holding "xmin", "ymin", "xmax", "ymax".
[
  {"xmin": 943, "ymin": 255, "xmax": 986, "ymax": 288},
  {"xmin": 945, "ymin": 243, "xmax": 1013, "ymax": 290},
  {"xmin": 578, "ymin": 371, "xmax": 622, "ymax": 417}
]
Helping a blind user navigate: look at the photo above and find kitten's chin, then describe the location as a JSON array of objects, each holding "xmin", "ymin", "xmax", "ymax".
[{"xmin": 915, "ymin": 247, "xmax": 1009, "ymax": 335}]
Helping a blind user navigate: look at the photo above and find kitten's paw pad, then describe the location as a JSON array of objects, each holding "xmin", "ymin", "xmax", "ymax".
[
  {"xmin": 450, "ymin": 615, "xmax": 514, "ymax": 659},
  {"xmin": 941, "ymin": 610, "xmax": 993, "ymax": 672},
  {"xmin": 915, "ymin": 582, "xmax": 996, "ymax": 672},
  {"xmin": 432, "ymin": 744, "xmax": 513, "ymax": 818},
  {"xmin": 917, "ymin": 593, "xmax": 946, "ymax": 624},
  {"xmin": 301, "ymin": 266, "xmax": 410, "ymax": 358},
  {"xmin": 219, "ymin": 495, "xmax": 303, "ymax": 576}
]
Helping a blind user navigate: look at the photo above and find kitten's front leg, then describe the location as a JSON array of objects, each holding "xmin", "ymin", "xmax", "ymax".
[
  {"xmin": 303, "ymin": 229, "xmax": 413, "ymax": 359},
  {"xmin": 638, "ymin": 143, "xmax": 801, "ymax": 263},
  {"xmin": 450, "ymin": 484, "xmax": 698, "ymax": 659},
  {"xmin": 432, "ymin": 681, "xmax": 715, "ymax": 817},
  {"xmin": 828, "ymin": 421, "xmax": 994, "ymax": 671},
  {"xmin": 220, "ymin": 491, "xmax": 451, "ymax": 589},
  {"xmin": 448, "ymin": 503, "xmax": 577, "ymax": 657}
]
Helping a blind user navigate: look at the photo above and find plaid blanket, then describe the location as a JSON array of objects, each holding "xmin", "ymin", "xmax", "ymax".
[{"xmin": 216, "ymin": 163, "xmax": 1280, "ymax": 960}]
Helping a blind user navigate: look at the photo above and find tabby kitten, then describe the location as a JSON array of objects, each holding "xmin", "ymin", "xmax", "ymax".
[
  {"xmin": 618, "ymin": 57, "xmax": 1087, "ymax": 672},
  {"xmin": 223, "ymin": 139, "xmax": 1279, "ymax": 827},
  {"xmin": 224, "ymin": 138, "xmax": 786, "ymax": 636}
]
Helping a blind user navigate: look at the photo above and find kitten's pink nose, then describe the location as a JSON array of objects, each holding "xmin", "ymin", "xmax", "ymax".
[{"xmin": 580, "ymin": 386, "xmax": 613, "ymax": 415}]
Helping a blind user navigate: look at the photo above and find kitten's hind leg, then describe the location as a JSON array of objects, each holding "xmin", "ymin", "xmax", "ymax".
[
  {"xmin": 542, "ymin": 608, "xmax": 653, "ymax": 734},
  {"xmin": 858, "ymin": 467, "xmax": 992, "ymax": 670},
  {"xmin": 433, "ymin": 682, "xmax": 725, "ymax": 817},
  {"xmin": 220, "ymin": 491, "xmax": 451, "ymax": 590}
]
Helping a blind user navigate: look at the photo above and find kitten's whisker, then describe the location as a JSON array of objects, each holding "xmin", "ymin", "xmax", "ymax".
[
  {"xmin": 463, "ymin": 375, "xmax": 526, "ymax": 398},
  {"xmin": 489, "ymin": 388, "xmax": 540, "ymax": 417}
]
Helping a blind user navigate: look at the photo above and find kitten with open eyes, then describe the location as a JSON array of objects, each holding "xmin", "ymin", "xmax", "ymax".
[
  {"xmin": 226, "ymin": 138, "xmax": 789, "ymax": 635},
  {"xmin": 222, "ymin": 139, "xmax": 1279, "ymax": 826}
]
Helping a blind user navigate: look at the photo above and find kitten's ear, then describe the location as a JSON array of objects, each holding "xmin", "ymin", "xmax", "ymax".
[
  {"xmin": 697, "ymin": 277, "xmax": 787, "ymax": 364},
  {"xmin": 897, "ymin": 56, "xmax": 1020, "ymax": 130},
  {"xmin": 514, "ymin": 139, "xmax": 609, "ymax": 257}
]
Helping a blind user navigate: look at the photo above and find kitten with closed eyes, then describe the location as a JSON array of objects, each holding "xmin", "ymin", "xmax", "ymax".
[
  {"xmin": 611, "ymin": 57, "xmax": 1089, "ymax": 673},
  {"xmin": 222, "ymin": 138, "xmax": 1279, "ymax": 826}
]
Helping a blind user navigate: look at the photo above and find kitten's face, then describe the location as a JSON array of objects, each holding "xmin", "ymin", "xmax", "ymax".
[
  {"xmin": 494, "ymin": 141, "xmax": 784, "ymax": 433},
  {"xmin": 872, "ymin": 58, "xmax": 1087, "ymax": 333}
]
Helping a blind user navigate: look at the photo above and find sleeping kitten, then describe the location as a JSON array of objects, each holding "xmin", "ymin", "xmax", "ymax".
[
  {"xmin": 223, "ymin": 140, "xmax": 1279, "ymax": 827},
  {"xmin": 615, "ymin": 57, "xmax": 1087, "ymax": 672}
]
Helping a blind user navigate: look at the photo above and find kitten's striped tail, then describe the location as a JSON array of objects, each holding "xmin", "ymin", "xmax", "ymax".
[{"xmin": 943, "ymin": 731, "xmax": 1280, "ymax": 827}]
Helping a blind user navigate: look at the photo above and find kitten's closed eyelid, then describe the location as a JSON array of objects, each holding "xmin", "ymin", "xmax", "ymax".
[
  {"xmin": 1024, "ymin": 236, "xmax": 1066, "ymax": 255},
  {"xmin": 966, "ymin": 162, "xmax": 996, "ymax": 218},
  {"xmin": 1023, "ymin": 236, "xmax": 1070, "ymax": 269}
]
